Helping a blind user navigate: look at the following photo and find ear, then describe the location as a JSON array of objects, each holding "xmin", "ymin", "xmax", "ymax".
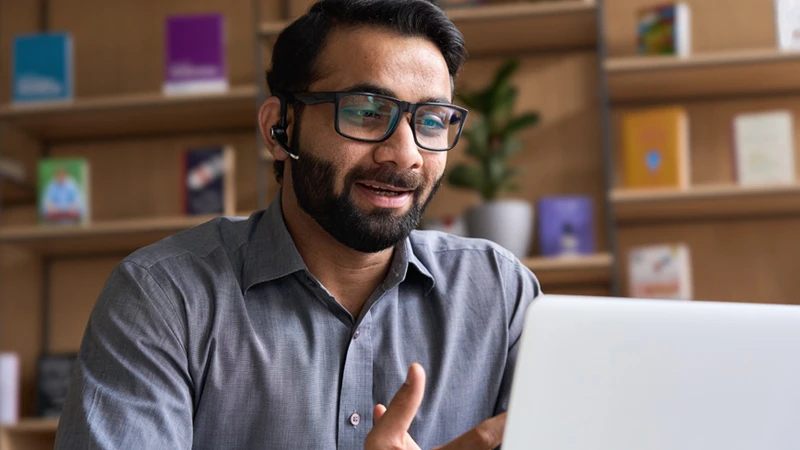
[{"xmin": 258, "ymin": 96, "xmax": 295, "ymax": 162}]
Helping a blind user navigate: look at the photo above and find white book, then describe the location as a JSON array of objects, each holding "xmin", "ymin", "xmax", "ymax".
[
  {"xmin": 0, "ymin": 353, "xmax": 20, "ymax": 425},
  {"xmin": 733, "ymin": 110, "xmax": 796, "ymax": 186},
  {"xmin": 775, "ymin": 0, "xmax": 800, "ymax": 50},
  {"xmin": 628, "ymin": 243, "xmax": 693, "ymax": 300}
]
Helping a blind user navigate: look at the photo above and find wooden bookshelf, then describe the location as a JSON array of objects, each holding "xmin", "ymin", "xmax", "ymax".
[
  {"xmin": 605, "ymin": 49, "xmax": 800, "ymax": 103},
  {"xmin": 0, "ymin": 85, "xmax": 258, "ymax": 141},
  {"xmin": 611, "ymin": 184, "xmax": 800, "ymax": 224},
  {"xmin": 0, "ymin": 419, "xmax": 58, "ymax": 450},
  {"xmin": 0, "ymin": 214, "xmax": 251, "ymax": 256},
  {"xmin": 259, "ymin": 0, "xmax": 597, "ymax": 56},
  {"xmin": 522, "ymin": 253, "xmax": 613, "ymax": 288}
]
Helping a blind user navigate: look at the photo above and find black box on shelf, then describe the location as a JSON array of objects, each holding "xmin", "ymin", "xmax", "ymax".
[{"xmin": 36, "ymin": 353, "xmax": 78, "ymax": 418}]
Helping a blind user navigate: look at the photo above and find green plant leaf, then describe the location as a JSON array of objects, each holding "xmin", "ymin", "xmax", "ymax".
[
  {"xmin": 455, "ymin": 92, "xmax": 483, "ymax": 112},
  {"xmin": 447, "ymin": 164, "xmax": 485, "ymax": 191},
  {"xmin": 500, "ymin": 138, "xmax": 524, "ymax": 160},
  {"xmin": 504, "ymin": 113, "xmax": 540, "ymax": 136},
  {"xmin": 489, "ymin": 85, "xmax": 516, "ymax": 133},
  {"xmin": 491, "ymin": 59, "xmax": 520, "ymax": 92}
]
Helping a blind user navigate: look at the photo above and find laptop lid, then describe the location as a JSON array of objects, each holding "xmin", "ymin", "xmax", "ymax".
[{"xmin": 503, "ymin": 294, "xmax": 800, "ymax": 450}]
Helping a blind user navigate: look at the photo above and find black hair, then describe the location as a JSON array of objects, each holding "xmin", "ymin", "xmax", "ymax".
[{"xmin": 266, "ymin": 0, "xmax": 467, "ymax": 183}]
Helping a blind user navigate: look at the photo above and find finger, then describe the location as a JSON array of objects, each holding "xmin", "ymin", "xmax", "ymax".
[
  {"xmin": 441, "ymin": 413, "xmax": 507, "ymax": 450},
  {"xmin": 371, "ymin": 363, "xmax": 426, "ymax": 439},
  {"xmin": 373, "ymin": 404, "xmax": 387, "ymax": 424}
]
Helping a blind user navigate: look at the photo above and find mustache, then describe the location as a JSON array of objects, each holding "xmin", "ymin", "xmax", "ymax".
[{"xmin": 346, "ymin": 165, "xmax": 425, "ymax": 191}]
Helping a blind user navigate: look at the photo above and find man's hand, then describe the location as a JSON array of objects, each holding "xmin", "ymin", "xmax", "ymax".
[{"xmin": 365, "ymin": 363, "xmax": 507, "ymax": 450}]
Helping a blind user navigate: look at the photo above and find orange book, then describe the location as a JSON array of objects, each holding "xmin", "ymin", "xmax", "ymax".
[{"xmin": 620, "ymin": 107, "xmax": 690, "ymax": 189}]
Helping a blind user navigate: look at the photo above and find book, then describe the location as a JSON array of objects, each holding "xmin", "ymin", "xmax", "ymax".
[
  {"xmin": 775, "ymin": 0, "xmax": 800, "ymax": 50},
  {"xmin": 628, "ymin": 243, "xmax": 693, "ymax": 300},
  {"xmin": 37, "ymin": 158, "xmax": 90, "ymax": 225},
  {"xmin": 537, "ymin": 195, "xmax": 595, "ymax": 258},
  {"xmin": 182, "ymin": 146, "xmax": 236, "ymax": 215},
  {"xmin": 732, "ymin": 110, "xmax": 796, "ymax": 185},
  {"xmin": 0, "ymin": 353, "xmax": 20, "ymax": 425},
  {"xmin": 164, "ymin": 13, "xmax": 228, "ymax": 95},
  {"xmin": 36, "ymin": 353, "xmax": 77, "ymax": 418},
  {"xmin": 637, "ymin": 3, "xmax": 691, "ymax": 57},
  {"xmin": 620, "ymin": 107, "xmax": 690, "ymax": 189},
  {"xmin": 12, "ymin": 32, "xmax": 74, "ymax": 104}
]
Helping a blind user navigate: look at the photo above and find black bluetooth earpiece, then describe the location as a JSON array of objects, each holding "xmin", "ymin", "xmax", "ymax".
[
  {"xmin": 270, "ymin": 93, "xmax": 300, "ymax": 160},
  {"xmin": 270, "ymin": 126, "xmax": 299, "ymax": 160}
]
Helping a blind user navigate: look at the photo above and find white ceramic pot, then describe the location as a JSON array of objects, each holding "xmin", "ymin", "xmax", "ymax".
[{"xmin": 465, "ymin": 199, "xmax": 534, "ymax": 258}]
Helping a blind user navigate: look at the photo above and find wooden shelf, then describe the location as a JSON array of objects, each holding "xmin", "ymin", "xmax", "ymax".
[
  {"xmin": 0, "ymin": 213, "xmax": 250, "ymax": 256},
  {"xmin": 605, "ymin": 49, "xmax": 800, "ymax": 103},
  {"xmin": 0, "ymin": 85, "xmax": 258, "ymax": 141},
  {"xmin": 0, "ymin": 419, "xmax": 58, "ymax": 450},
  {"xmin": 611, "ymin": 184, "xmax": 800, "ymax": 224},
  {"xmin": 522, "ymin": 252, "xmax": 613, "ymax": 287},
  {"xmin": 259, "ymin": 0, "xmax": 596, "ymax": 56}
]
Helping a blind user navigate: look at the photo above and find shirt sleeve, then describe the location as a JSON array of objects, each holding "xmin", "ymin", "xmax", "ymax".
[
  {"xmin": 54, "ymin": 261, "xmax": 193, "ymax": 450},
  {"xmin": 493, "ymin": 258, "xmax": 542, "ymax": 415}
]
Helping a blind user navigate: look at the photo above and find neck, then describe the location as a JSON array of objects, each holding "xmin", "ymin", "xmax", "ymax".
[{"xmin": 280, "ymin": 189, "xmax": 394, "ymax": 319}]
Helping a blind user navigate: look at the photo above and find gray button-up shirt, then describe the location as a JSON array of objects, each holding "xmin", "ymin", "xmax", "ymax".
[{"xmin": 55, "ymin": 195, "xmax": 540, "ymax": 449}]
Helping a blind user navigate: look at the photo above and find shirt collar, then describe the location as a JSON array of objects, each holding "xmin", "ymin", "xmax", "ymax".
[
  {"xmin": 401, "ymin": 237, "xmax": 436, "ymax": 295},
  {"xmin": 242, "ymin": 192, "xmax": 307, "ymax": 292},
  {"xmin": 243, "ymin": 191, "xmax": 436, "ymax": 295}
]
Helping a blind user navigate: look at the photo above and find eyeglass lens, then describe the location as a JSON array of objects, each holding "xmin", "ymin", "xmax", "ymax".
[{"xmin": 337, "ymin": 94, "xmax": 463, "ymax": 150}]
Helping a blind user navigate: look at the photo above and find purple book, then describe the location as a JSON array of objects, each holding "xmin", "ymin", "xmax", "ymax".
[
  {"xmin": 164, "ymin": 13, "xmax": 228, "ymax": 95},
  {"xmin": 537, "ymin": 195, "xmax": 595, "ymax": 257}
]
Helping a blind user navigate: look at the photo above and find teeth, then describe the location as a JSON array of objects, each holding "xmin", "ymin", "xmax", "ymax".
[{"xmin": 362, "ymin": 183, "xmax": 406, "ymax": 196}]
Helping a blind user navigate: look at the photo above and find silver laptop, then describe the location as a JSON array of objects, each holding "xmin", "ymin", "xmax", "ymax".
[{"xmin": 503, "ymin": 294, "xmax": 800, "ymax": 450}]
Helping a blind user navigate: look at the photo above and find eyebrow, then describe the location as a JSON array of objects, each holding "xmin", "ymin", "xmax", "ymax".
[{"xmin": 341, "ymin": 82, "xmax": 451, "ymax": 104}]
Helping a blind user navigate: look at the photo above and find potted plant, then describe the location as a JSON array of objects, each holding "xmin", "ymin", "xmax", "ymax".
[{"xmin": 447, "ymin": 59, "xmax": 539, "ymax": 258}]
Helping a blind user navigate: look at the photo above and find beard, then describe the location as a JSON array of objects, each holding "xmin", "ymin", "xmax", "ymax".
[{"xmin": 290, "ymin": 140, "xmax": 442, "ymax": 254}]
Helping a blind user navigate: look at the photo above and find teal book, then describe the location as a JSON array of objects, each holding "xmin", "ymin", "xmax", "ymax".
[
  {"xmin": 13, "ymin": 32, "xmax": 74, "ymax": 103},
  {"xmin": 37, "ymin": 158, "xmax": 90, "ymax": 225}
]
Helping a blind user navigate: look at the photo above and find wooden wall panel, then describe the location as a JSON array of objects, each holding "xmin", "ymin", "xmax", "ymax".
[
  {"xmin": 426, "ymin": 52, "xmax": 608, "ymax": 256},
  {"xmin": 612, "ymin": 97, "xmax": 800, "ymax": 187},
  {"xmin": 603, "ymin": 0, "xmax": 778, "ymax": 57},
  {"xmin": 0, "ymin": 245, "xmax": 43, "ymax": 417},
  {"xmin": 45, "ymin": 0, "xmax": 282, "ymax": 98},
  {"xmin": 48, "ymin": 257, "xmax": 119, "ymax": 353},
  {"xmin": 617, "ymin": 217, "xmax": 800, "ymax": 305}
]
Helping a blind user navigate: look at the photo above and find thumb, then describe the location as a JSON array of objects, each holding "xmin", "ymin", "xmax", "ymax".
[{"xmin": 371, "ymin": 363, "xmax": 426, "ymax": 438}]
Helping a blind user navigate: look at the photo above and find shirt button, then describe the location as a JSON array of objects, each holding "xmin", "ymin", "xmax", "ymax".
[
  {"xmin": 349, "ymin": 412, "xmax": 361, "ymax": 427},
  {"xmin": 353, "ymin": 329, "xmax": 360, "ymax": 340}
]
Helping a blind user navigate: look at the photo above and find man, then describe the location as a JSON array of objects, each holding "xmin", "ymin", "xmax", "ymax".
[{"xmin": 55, "ymin": 0, "xmax": 540, "ymax": 449}]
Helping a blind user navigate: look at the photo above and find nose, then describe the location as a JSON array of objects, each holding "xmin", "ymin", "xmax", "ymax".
[{"xmin": 373, "ymin": 114, "xmax": 423, "ymax": 170}]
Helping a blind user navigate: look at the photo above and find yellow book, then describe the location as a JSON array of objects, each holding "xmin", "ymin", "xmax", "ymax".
[{"xmin": 621, "ymin": 107, "xmax": 689, "ymax": 189}]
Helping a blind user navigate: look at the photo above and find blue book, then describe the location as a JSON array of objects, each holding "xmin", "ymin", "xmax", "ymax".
[
  {"xmin": 181, "ymin": 146, "xmax": 236, "ymax": 215},
  {"xmin": 13, "ymin": 32, "xmax": 74, "ymax": 104},
  {"xmin": 537, "ymin": 195, "xmax": 595, "ymax": 257}
]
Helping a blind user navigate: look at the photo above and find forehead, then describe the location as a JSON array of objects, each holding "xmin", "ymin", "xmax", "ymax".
[{"xmin": 310, "ymin": 26, "xmax": 453, "ymax": 102}]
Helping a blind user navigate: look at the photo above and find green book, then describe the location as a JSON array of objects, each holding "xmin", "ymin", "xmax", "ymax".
[{"xmin": 37, "ymin": 158, "xmax": 90, "ymax": 225}]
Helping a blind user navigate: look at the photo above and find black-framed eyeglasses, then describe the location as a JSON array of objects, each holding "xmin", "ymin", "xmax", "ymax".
[{"xmin": 283, "ymin": 91, "xmax": 469, "ymax": 152}]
